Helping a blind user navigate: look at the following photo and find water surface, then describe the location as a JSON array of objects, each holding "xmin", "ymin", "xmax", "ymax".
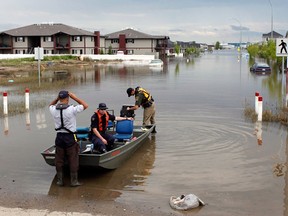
[{"xmin": 0, "ymin": 50, "xmax": 287, "ymax": 215}]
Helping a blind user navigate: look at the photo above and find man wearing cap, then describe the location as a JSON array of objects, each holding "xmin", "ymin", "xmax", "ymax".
[
  {"xmin": 49, "ymin": 90, "xmax": 88, "ymax": 187},
  {"xmin": 90, "ymin": 103, "xmax": 133, "ymax": 153},
  {"xmin": 126, "ymin": 86, "xmax": 156, "ymax": 133}
]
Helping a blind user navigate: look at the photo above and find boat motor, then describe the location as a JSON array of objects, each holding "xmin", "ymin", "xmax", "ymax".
[{"xmin": 120, "ymin": 104, "xmax": 135, "ymax": 118}]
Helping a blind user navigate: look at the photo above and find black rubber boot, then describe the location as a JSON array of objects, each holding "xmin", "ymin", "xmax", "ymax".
[
  {"xmin": 56, "ymin": 172, "xmax": 64, "ymax": 186},
  {"xmin": 70, "ymin": 172, "xmax": 82, "ymax": 187}
]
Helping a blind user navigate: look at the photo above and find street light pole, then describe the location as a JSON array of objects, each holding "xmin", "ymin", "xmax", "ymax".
[
  {"xmin": 233, "ymin": 18, "xmax": 242, "ymax": 51},
  {"xmin": 268, "ymin": 0, "xmax": 273, "ymax": 39}
]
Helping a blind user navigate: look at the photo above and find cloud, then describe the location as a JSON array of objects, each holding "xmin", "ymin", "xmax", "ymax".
[{"xmin": 230, "ymin": 25, "xmax": 250, "ymax": 31}]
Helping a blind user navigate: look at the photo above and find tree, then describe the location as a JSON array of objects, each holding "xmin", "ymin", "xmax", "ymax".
[
  {"xmin": 108, "ymin": 45, "xmax": 113, "ymax": 55},
  {"xmin": 247, "ymin": 40, "xmax": 276, "ymax": 61},
  {"xmin": 174, "ymin": 43, "xmax": 181, "ymax": 55},
  {"xmin": 215, "ymin": 41, "xmax": 221, "ymax": 50}
]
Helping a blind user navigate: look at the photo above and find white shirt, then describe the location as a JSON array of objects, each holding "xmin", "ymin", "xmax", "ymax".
[{"xmin": 49, "ymin": 104, "xmax": 84, "ymax": 133}]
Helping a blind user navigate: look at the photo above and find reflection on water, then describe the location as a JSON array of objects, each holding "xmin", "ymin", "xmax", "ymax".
[
  {"xmin": 3, "ymin": 116, "xmax": 8, "ymax": 135},
  {"xmin": 25, "ymin": 111, "xmax": 30, "ymax": 129},
  {"xmin": 254, "ymin": 121, "xmax": 262, "ymax": 145},
  {"xmin": 36, "ymin": 110, "xmax": 47, "ymax": 129}
]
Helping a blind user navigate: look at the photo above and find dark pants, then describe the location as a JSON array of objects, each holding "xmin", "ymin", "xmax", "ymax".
[
  {"xmin": 55, "ymin": 133, "xmax": 79, "ymax": 173},
  {"xmin": 91, "ymin": 133, "xmax": 115, "ymax": 152}
]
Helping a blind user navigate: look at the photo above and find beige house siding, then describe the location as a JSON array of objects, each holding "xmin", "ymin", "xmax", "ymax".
[
  {"xmin": 105, "ymin": 38, "xmax": 161, "ymax": 55},
  {"xmin": 13, "ymin": 36, "xmax": 28, "ymax": 54},
  {"xmin": 99, "ymin": 37, "xmax": 105, "ymax": 53}
]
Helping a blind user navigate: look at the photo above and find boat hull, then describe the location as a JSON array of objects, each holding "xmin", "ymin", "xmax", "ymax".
[{"xmin": 41, "ymin": 125, "xmax": 155, "ymax": 170}]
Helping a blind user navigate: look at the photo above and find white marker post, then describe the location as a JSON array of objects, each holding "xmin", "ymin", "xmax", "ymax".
[
  {"xmin": 258, "ymin": 96, "xmax": 263, "ymax": 122},
  {"xmin": 255, "ymin": 92, "xmax": 259, "ymax": 114},
  {"xmin": 3, "ymin": 92, "xmax": 8, "ymax": 116},
  {"xmin": 25, "ymin": 88, "xmax": 30, "ymax": 110},
  {"xmin": 34, "ymin": 47, "xmax": 44, "ymax": 87}
]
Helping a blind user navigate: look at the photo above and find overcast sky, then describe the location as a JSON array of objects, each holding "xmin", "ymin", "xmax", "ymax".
[{"xmin": 0, "ymin": 0, "xmax": 287, "ymax": 44}]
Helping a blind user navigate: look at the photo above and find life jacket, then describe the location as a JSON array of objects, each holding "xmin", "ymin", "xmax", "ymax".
[
  {"xmin": 55, "ymin": 104, "xmax": 74, "ymax": 133},
  {"xmin": 96, "ymin": 110, "xmax": 110, "ymax": 132},
  {"xmin": 135, "ymin": 86, "xmax": 154, "ymax": 108}
]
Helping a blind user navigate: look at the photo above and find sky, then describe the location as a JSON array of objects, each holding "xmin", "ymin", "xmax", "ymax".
[{"xmin": 0, "ymin": 0, "xmax": 287, "ymax": 45}]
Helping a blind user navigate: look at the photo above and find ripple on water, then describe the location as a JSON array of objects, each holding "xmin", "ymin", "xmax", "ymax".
[
  {"xmin": 158, "ymin": 116, "xmax": 255, "ymax": 156},
  {"xmin": 152, "ymin": 115, "xmax": 285, "ymax": 192}
]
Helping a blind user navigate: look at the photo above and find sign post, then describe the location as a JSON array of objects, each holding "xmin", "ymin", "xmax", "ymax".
[
  {"xmin": 276, "ymin": 38, "xmax": 288, "ymax": 103},
  {"xmin": 276, "ymin": 38, "xmax": 288, "ymax": 74},
  {"xmin": 34, "ymin": 47, "xmax": 44, "ymax": 86}
]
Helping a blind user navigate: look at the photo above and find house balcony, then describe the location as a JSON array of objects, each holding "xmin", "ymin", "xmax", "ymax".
[{"xmin": 56, "ymin": 43, "xmax": 70, "ymax": 50}]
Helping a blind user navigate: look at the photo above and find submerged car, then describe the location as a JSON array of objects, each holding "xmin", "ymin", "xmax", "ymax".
[
  {"xmin": 149, "ymin": 59, "xmax": 163, "ymax": 67},
  {"xmin": 250, "ymin": 63, "xmax": 271, "ymax": 74}
]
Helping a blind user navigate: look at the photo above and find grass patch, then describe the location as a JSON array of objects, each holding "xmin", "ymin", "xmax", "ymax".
[
  {"xmin": 0, "ymin": 58, "xmax": 34, "ymax": 66},
  {"xmin": 0, "ymin": 55, "xmax": 79, "ymax": 66},
  {"xmin": 244, "ymin": 101, "xmax": 288, "ymax": 124},
  {"xmin": 0, "ymin": 100, "xmax": 47, "ymax": 118}
]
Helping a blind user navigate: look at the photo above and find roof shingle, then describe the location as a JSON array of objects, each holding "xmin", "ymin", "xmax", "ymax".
[{"xmin": 2, "ymin": 23, "xmax": 94, "ymax": 36}]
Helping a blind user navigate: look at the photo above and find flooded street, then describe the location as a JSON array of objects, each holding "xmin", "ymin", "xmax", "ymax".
[{"xmin": 0, "ymin": 50, "xmax": 288, "ymax": 215}]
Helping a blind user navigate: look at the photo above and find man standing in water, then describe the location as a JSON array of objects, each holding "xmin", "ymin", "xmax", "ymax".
[
  {"xmin": 49, "ymin": 90, "xmax": 88, "ymax": 187},
  {"xmin": 126, "ymin": 86, "xmax": 156, "ymax": 133}
]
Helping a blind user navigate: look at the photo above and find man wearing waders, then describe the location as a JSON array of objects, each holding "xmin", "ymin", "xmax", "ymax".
[{"xmin": 49, "ymin": 91, "xmax": 88, "ymax": 186}]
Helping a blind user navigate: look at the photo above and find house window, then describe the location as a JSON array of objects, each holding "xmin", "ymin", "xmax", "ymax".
[
  {"xmin": 111, "ymin": 39, "xmax": 119, "ymax": 44},
  {"xmin": 72, "ymin": 49, "xmax": 77, "ymax": 54},
  {"xmin": 15, "ymin": 37, "xmax": 25, "ymax": 42},
  {"xmin": 72, "ymin": 36, "xmax": 82, "ymax": 42},
  {"xmin": 44, "ymin": 36, "xmax": 53, "ymax": 42},
  {"xmin": 44, "ymin": 49, "xmax": 53, "ymax": 54},
  {"xmin": 126, "ymin": 39, "xmax": 134, "ymax": 43},
  {"xmin": 91, "ymin": 37, "xmax": 94, "ymax": 42},
  {"xmin": 15, "ymin": 49, "xmax": 24, "ymax": 54},
  {"xmin": 127, "ymin": 50, "xmax": 134, "ymax": 54}
]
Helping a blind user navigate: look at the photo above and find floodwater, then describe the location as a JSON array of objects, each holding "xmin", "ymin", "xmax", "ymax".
[{"xmin": 0, "ymin": 50, "xmax": 288, "ymax": 216}]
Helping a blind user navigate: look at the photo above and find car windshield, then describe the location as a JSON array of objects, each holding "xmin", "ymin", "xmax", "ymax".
[{"xmin": 257, "ymin": 63, "xmax": 269, "ymax": 67}]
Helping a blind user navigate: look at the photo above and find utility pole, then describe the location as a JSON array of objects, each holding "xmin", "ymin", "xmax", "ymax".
[
  {"xmin": 268, "ymin": 0, "xmax": 274, "ymax": 39},
  {"xmin": 233, "ymin": 18, "xmax": 242, "ymax": 52}
]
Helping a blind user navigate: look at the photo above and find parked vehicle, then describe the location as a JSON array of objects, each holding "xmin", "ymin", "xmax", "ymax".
[{"xmin": 250, "ymin": 63, "xmax": 271, "ymax": 74}]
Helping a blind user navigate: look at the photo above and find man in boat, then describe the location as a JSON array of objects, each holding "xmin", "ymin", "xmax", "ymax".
[
  {"xmin": 49, "ymin": 90, "xmax": 88, "ymax": 187},
  {"xmin": 90, "ymin": 103, "xmax": 133, "ymax": 153},
  {"xmin": 126, "ymin": 86, "xmax": 156, "ymax": 133}
]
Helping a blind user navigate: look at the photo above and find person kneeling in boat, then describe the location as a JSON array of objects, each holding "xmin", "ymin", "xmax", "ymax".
[{"xmin": 90, "ymin": 103, "xmax": 133, "ymax": 153}]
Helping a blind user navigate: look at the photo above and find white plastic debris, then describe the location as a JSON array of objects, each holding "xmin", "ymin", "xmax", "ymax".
[
  {"xmin": 169, "ymin": 194, "xmax": 205, "ymax": 210},
  {"xmin": 82, "ymin": 144, "xmax": 94, "ymax": 153}
]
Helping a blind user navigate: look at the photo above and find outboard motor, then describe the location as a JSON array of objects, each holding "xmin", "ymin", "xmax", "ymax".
[{"xmin": 120, "ymin": 104, "xmax": 135, "ymax": 118}]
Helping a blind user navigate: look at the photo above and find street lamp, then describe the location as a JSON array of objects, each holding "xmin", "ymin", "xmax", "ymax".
[
  {"xmin": 268, "ymin": 0, "xmax": 273, "ymax": 39},
  {"xmin": 233, "ymin": 18, "xmax": 242, "ymax": 51}
]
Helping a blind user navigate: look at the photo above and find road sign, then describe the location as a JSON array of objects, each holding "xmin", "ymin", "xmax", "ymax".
[
  {"xmin": 34, "ymin": 47, "xmax": 44, "ymax": 60},
  {"xmin": 276, "ymin": 38, "xmax": 288, "ymax": 57}
]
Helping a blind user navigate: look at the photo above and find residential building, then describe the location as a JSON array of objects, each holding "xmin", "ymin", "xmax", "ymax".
[
  {"xmin": 105, "ymin": 28, "xmax": 169, "ymax": 56},
  {"xmin": 262, "ymin": 31, "xmax": 283, "ymax": 41},
  {"xmin": 0, "ymin": 24, "xmax": 169, "ymax": 56},
  {"xmin": 0, "ymin": 23, "xmax": 105, "ymax": 55}
]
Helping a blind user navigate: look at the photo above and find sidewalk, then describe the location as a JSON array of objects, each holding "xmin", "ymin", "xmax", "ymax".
[{"xmin": 0, "ymin": 206, "xmax": 105, "ymax": 216}]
